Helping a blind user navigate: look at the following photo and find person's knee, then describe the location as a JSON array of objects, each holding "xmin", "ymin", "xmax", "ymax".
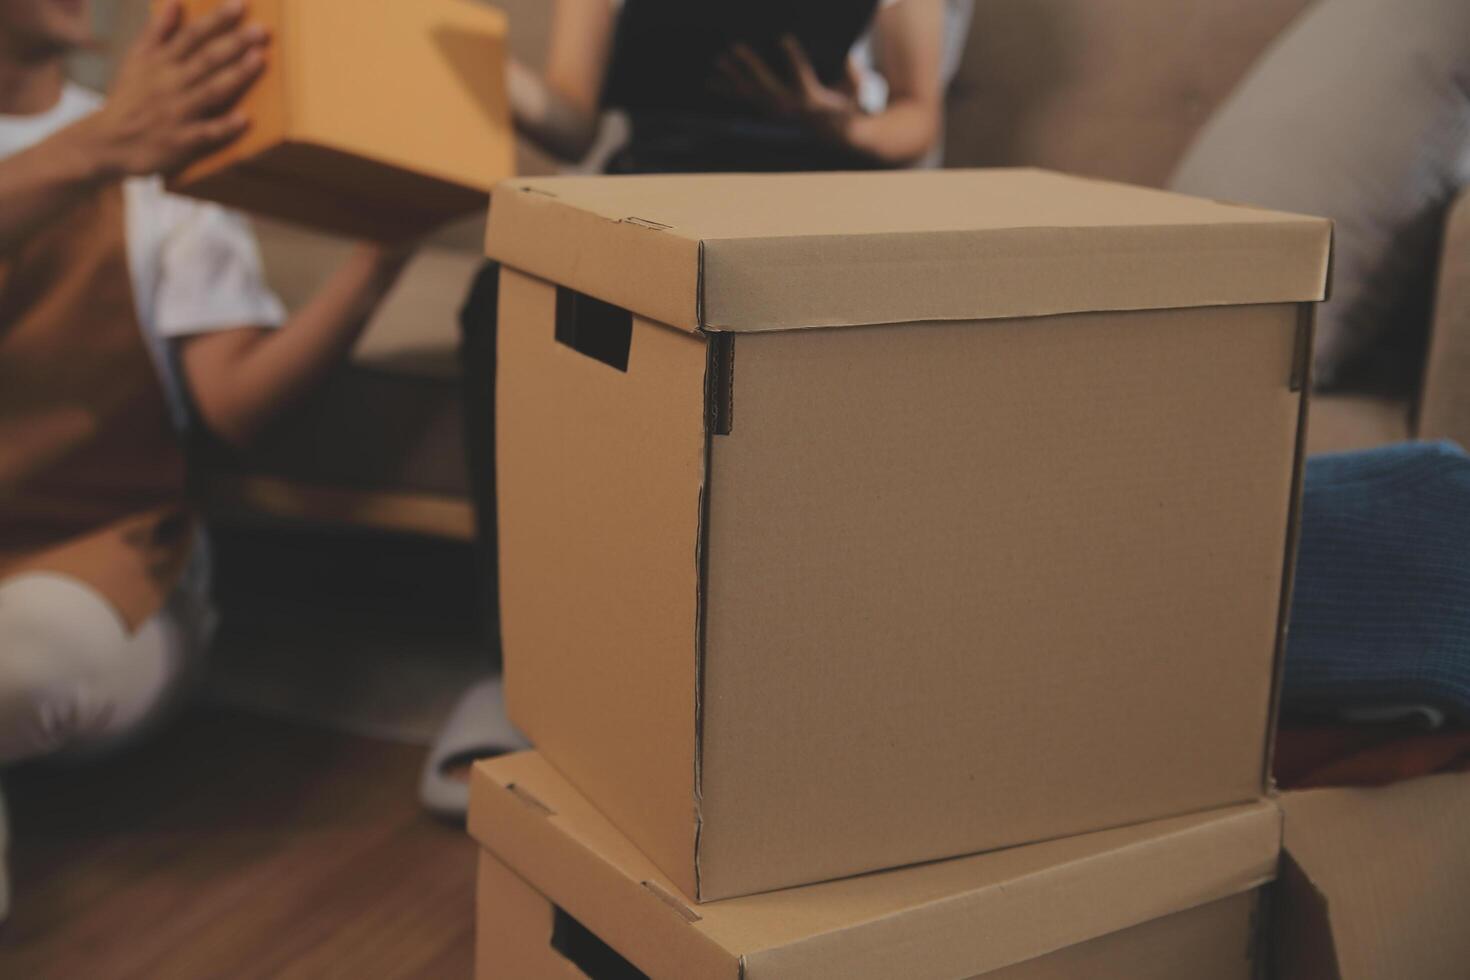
[
  {"xmin": 0, "ymin": 577, "xmax": 133, "ymax": 765},
  {"xmin": 0, "ymin": 634, "xmax": 109, "ymax": 764}
]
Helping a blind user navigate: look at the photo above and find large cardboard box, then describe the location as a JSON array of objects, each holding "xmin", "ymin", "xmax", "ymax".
[
  {"xmin": 1274, "ymin": 772, "xmax": 1470, "ymax": 979},
  {"xmin": 486, "ymin": 169, "xmax": 1332, "ymax": 900},
  {"xmin": 168, "ymin": 0, "xmax": 514, "ymax": 239},
  {"xmin": 469, "ymin": 753, "xmax": 1280, "ymax": 980}
]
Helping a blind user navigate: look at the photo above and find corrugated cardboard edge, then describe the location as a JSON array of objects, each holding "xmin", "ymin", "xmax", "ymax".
[
  {"xmin": 738, "ymin": 805, "xmax": 1282, "ymax": 980},
  {"xmin": 173, "ymin": 142, "xmax": 483, "ymax": 240},
  {"xmin": 693, "ymin": 327, "xmax": 740, "ymax": 902},
  {"xmin": 472, "ymin": 755, "xmax": 1281, "ymax": 980},
  {"xmin": 485, "ymin": 178, "xmax": 1332, "ymax": 336},
  {"xmin": 699, "ymin": 219, "xmax": 1331, "ymax": 333},
  {"xmin": 485, "ymin": 183, "xmax": 702, "ymax": 332},
  {"xmin": 1260, "ymin": 301, "xmax": 1320, "ymax": 796},
  {"xmin": 691, "ymin": 329, "xmax": 719, "ymax": 902}
]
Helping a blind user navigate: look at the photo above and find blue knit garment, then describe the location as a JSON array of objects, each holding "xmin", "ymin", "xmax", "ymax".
[{"xmin": 1285, "ymin": 440, "xmax": 1470, "ymax": 721}]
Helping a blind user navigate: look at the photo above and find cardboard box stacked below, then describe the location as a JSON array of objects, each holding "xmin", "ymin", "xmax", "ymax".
[
  {"xmin": 469, "ymin": 754, "xmax": 1280, "ymax": 980},
  {"xmin": 483, "ymin": 168, "xmax": 1333, "ymax": 901},
  {"xmin": 168, "ymin": 0, "xmax": 515, "ymax": 240},
  {"xmin": 1275, "ymin": 772, "xmax": 1470, "ymax": 979}
]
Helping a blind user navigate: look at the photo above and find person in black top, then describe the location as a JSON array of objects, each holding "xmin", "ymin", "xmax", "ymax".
[
  {"xmin": 512, "ymin": 0, "xmax": 954, "ymax": 172},
  {"xmin": 422, "ymin": 0, "xmax": 963, "ymax": 816}
]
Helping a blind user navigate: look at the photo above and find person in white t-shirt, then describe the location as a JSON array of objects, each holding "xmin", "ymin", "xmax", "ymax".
[{"xmin": 0, "ymin": 0, "xmax": 414, "ymax": 918}]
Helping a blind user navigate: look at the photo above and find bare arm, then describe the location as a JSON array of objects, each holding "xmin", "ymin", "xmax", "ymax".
[
  {"xmin": 0, "ymin": 118, "xmax": 123, "ymax": 254},
  {"xmin": 0, "ymin": 0, "xmax": 266, "ymax": 253},
  {"xmin": 848, "ymin": 0, "xmax": 946, "ymax": 165},
  {"xmin": 176, "ymin": 245, "xmax": 412, "ymax": 449},
  {"xmin": 507, "ymin": 0, "xmax": 615, "ymax": 163}
]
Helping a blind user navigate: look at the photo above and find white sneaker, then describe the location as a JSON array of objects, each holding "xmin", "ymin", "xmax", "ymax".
[{"xmin": 419, "ymin": 677, "xmax": 529, "ymax": 819}]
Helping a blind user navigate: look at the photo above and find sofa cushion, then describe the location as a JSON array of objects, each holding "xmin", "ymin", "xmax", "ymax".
[
  {"xmin": 1420, "ymin": 189, "xmax": 1470, "ymax": 447},
  {"xmin": 1170, "ymin": 0, "xmax": 1470, "ymax": 394},
  {"xmin": 943, "ymin": 0, "xmax": 1313, "ymax": 184},
  {"xmin": 1308, "ymin": 394, "xmax": 1413, "ymax": 456}
]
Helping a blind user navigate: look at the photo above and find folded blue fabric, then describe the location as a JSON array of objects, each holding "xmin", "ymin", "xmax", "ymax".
[{"xmin": 1285, "ymin": 440, "xmax": 1470, "ymax": 722}]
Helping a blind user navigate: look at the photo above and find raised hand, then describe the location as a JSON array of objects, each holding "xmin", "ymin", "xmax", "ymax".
[
  {"xmin": 714, "ymin": 35, "xmax": 862, "ymax": 147},
  {"xmin": 84, "ymin": 0, "xmax": 270, "ymax": 178}
]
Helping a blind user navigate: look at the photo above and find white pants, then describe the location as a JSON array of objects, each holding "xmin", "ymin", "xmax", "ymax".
[{"xmin": 0, "ymin": 572, "xmax": 210, "ymax": 766}]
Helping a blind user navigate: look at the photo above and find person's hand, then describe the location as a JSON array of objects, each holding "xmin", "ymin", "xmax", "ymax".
[
  {"xmin": 83, "ymin": 0, "xmax": 270, "ymax": 178},
  {"xmin": 714, "ymin": 36, "xmax": 864, "ymax": 147}
]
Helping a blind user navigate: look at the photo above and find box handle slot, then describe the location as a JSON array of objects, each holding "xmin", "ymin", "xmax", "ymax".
[
  {"xmin": 557, "ymin": 286, "xmax": 633, "ymax": 372},
  {"xmin": 551, "ymin": 905, "xmax": 648, "ymax": 979},
  {"xmin": 506, "ymin": 782, "xmax": 554, "ymax": 817},
  {"xmin": 707, "ymin": 333, "xmax": 734, "ymax": 436}
]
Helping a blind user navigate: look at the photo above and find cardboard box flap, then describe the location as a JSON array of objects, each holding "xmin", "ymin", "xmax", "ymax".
[
  {"xmin": 471, "ymin": 752, "xmax": 1281, "ymax": 980},
  {"xmin": 1277, "ymin": 773, "xmax": 1470, "ymax": 980},
  {"xmin": 485, "ymin": 170, "xmax": 1332, "ymax": 333},
  {"xmin": 485, "ymin": 180, "xmax": 703, "ymax": 332}
]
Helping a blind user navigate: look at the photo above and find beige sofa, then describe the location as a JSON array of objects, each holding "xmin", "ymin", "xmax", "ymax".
[{"xmin": 99, "ymin": 0, "xmax": 1469, "ymax": 539}]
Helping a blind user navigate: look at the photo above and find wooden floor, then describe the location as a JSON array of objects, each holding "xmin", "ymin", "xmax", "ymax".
[{"xmin": 0, "ymin": 707, "xmax": 477, "ymax": 979}]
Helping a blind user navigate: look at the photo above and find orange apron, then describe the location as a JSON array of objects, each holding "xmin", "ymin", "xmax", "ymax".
[{"xmin": 0, "ymin": 182, "xmax": 194, "ymax": 631}]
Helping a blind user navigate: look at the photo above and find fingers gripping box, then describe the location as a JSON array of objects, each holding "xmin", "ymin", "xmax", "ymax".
[{"xmin": 169, "ymin": 0, "xmax": 514, "ymax": 239}]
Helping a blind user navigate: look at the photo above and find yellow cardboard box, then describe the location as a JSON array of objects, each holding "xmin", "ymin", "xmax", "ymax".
[{"xmin": 169, "ymin": 0, "xmax": 514, "ymax": 239}]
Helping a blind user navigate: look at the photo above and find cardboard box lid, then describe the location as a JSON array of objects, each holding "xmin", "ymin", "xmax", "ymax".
[
  {"xmin": 1277, "ymin": 772, "xmax": 1470, "ymax": 980},
  {"xmin": 469, "ymin": 752, "xmax": 1281, "ymax": 980},
  {"xmin": 483, "ymin": 168, "xmax": 1332, "ymax": 334}
]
